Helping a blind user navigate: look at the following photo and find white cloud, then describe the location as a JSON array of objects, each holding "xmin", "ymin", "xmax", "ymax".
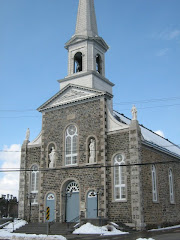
[
  {"xmin": 0, "ymin": 144, "xmax": 21, "ymax": 198},
  {"xmin": 156, "ymin": 48, "xmax": 169, "ymax": 57},
  {"xmin": 154, "ymin": 130, "xmax": 165, "ymax": 138},
  {"xmin": 168, "ymin": 30, "xmax": 180, "ymax": 40},
  {"xmin": 153, "ymin": 29, "xmax": 180, "ymax": 41}
]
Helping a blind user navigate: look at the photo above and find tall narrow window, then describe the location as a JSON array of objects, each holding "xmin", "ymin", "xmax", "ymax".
[
  {"xmin": 114, "ymin": 154, "xmax": 126, "ymax": 201},
  {"xmin": 152, "ymin": 165, "xmax": 158, "ymax": 202},
  {"xmin": 96, "ymin": 54, "xmax": 102, "ymax": 74},
  {"xmin": 169, "ymin": 168, "xmax": 174, "ymax": 203},
  {"xmin": 74, "ymin": 52, "xmax": 82, "ymax": 73},
  {"xmin": 65, "ymin": 125, "xmax": 78, "ymax": 165},
  {"xmin": 30, "ymin": 164, "xmax": 39, "ymax": 204}
]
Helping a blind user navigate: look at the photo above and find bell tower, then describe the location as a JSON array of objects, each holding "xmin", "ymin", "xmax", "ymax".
[{"xmin": 58, "ymin": 0, "xmax": 114, "ymax": 95}]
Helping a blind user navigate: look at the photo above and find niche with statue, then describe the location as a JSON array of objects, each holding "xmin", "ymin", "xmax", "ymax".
[
  {"xmin": 48, "ymin": 143, "xmax": 56, "ymax": 168},
  {"xmin": 87, "ymin": 137, "xmax": 96, "ymax": 164}
]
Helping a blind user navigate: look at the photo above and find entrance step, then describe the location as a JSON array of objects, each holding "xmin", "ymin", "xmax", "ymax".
[
  {"xmin": 13, "ymin": 222, "xmax": 75, "ymax": 235},
  {"xmin": 116, "ymin": 222, "xmax": 136, "ymax": 232}
]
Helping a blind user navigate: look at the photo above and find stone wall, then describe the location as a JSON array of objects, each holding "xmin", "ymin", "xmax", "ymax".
[
  {"xmin": 141, "ymin": 144, "xmax": 180, "ymax": 228},
  {"xmin": 106, "ymin": 129, "xmax": 132, "ymax": 223},
  {"xmin": 38, "ymin": 98, "xmax": 107, "ymax": 222},
  {"xmin": 24, "ymin": 146, "xmax": 41, "ymax": 222}
]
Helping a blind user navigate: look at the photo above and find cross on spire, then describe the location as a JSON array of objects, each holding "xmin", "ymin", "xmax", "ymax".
[{"xmin": 75, "ymin": 0, "xmax": 98, "ymax": 37}]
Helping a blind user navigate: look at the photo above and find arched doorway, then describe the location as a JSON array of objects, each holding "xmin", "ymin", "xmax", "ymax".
[
  {"xmin": 45, "ymin": 193, "xmax": 55, "ymax": 222},
  {"xmin": 65, "ymin": 181, "xmax": 80, "ymax": 222},
  {"xmin": 86, "ymin": 190, "xmax": 97, "ymax": 219}
]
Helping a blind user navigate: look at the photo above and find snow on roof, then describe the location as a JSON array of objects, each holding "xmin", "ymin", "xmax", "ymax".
[
  {"xmin": 114, "ymin": 111, "xmax": 180, "ymax": 158},
  {"xmin": 28, "ymin": 131, "xmax": 42, "ymax": 147}
]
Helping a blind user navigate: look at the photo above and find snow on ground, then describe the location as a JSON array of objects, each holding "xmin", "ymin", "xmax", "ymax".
[
  {"xmin": 0, "ymin": 231, "xmax": 67, "ymax": 240},
  {"xmin": 0, "ymin": 219, "xmax": 66, "ymax": 240},
  {"xmin": 3, "ymin": 219, "xmax": 27, "ymax": 232},
  {"xmin": 73, "ymin": 222, "xmax": 128, "ymax": 235},
  {"xmin": 149, "ymin": 224, "xmax": 180, "ymax": 232},
  {"xmin": 136, "ymin": 239, "xmax": 155, "ymax": 240}
]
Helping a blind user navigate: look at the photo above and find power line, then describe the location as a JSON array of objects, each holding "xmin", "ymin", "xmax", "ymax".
[
  {"xmin": 0, "ymin": 103, "xmax": 179, "ymax": 119},
  {"xmin": 0, "ymin": 109, "xmax": 36, "ymax": 112},
  {"xmin": 120, "ymin": 103, "xmax": 180, "ymax": 111},
  {"xmin": 1, "ymin": 143, "xmax": 180, "ymax": 153},
  {"xmin": 0, "ymin": 160, "xmax": 179, "ymax": 172},
  {"xmin": 114, "ymin": 96, "xmax": 180, "ymax": 105},
  {"xmin": 1, "ymin": 96, "xmax": 180, "ymax": 112},
  {"xmin": 0, "ymin": 96, "xmax": 180, "ymax": 115},
  {"xmin": 0, "ymin": 116, "xmax": 41, "ymax": 119}
]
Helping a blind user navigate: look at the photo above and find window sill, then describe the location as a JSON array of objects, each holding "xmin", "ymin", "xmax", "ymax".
[
  {"xmin": 31, "ymin": 203, "xmax": 38, "ymax": 205},
  {"xmin": 85, "ymin": 162, "xmax": 99, "ymax": 166},
  {"xmin": 112, "ymin": 199, "xmax": 127, "ymax": 203},
  {"xmin": 62, "ymin": 164, "xmax": 78, "ymax": 169},
  {"xmin": 28, "ymin": 203, "xmax": 38, "ymax": 206}
]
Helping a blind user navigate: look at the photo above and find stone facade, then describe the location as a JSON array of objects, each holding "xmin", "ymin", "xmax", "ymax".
[
  {"xmin": 107, "ymin": 129, "xmax": 132, "ymax": 224},
  {"xmin": 18, "ymin": 0, "xmax": 180, "ymax": 230},
  {"xmin": 141, "ymin": 145, "xmax": 180, "ymax": 228}
]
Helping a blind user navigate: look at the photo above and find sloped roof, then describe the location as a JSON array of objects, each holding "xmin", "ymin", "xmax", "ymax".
[
  {"xmin": 75, "ymin": 0, "xmax": 98, "ymax": 37},
  {"xmin": 113, "ymin": 110, "xmax": 180, "ymax": 158}
]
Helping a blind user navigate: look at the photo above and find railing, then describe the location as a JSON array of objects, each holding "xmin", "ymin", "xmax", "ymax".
[
  {"xmin": 67, "ymin": 215, "xmax": 80, "ymax": 232},
  {"xmin": 69, "ymin": 215, "xmax": 80, "ymax": 223}
]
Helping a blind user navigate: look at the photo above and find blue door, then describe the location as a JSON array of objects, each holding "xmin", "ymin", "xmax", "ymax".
[
  {"xmin": 46, "ymin": 193, "xmax": 55, "ymax": 222},
  {"xmin": 66, "ymin": 181, "xmax": 79, "ymax": 222},
  {"xmin": 86, "ymin": 191, "xmax": 97, "ymax": 219}
]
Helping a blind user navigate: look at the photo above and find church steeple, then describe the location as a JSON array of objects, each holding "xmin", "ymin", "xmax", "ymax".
[
  {"xmin": 59, "ymin": 0, "xmax": 114, "ymax": 98},
  {"xmin": 75, "ymin": 0, "xmax": 98, "ymax": 37}
]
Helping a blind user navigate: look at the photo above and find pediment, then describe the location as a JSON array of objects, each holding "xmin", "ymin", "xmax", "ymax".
[
  {"xmin": 65, "ymin": 35, "xmax": 109, "ymax": 51},
  {"xmin": 65, "ymin": 35, "xmax": 87, "ymax": 48},
  {"xmin": 37, "ymin": 84, "xmax": 106, "ymax": 112}
]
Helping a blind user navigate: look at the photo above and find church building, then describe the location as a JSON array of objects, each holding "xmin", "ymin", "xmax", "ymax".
[{"xmin": 18, "ymin": 0, "xmax": 180, "ymax": 230}]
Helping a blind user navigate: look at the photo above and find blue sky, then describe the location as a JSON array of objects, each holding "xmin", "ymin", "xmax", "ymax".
[{"xmin": 0, "ymin": 0, "xmax": 180, "ymax": 197}]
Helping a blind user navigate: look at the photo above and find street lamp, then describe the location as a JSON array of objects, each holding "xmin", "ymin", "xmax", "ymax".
[
  {"xmin": 27, "ymin": 193, "xmax": 35, "ymax": 222},
  {"xmin": 61, "ymin": 189, "xmax": 73, "ymax": 222},
  {"xmin": 91, "ymin": 188, "xmax": 104, "ymax": 218}
]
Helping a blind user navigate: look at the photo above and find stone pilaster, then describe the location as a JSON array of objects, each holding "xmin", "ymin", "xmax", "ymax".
[
  {"xmin": 18, "ymin": 140, "xmax": 29, "ymax": 219},
  {"xmin": 129, "ymin": 120, "xmax": 145, "ymax": 230},
  {"xmin": 99, "ymin": 98, "xmax": 108, "ymax": 218},
  {"xmin": 39, "ymin": 113, "xmax": 46, "ymax": 222}
]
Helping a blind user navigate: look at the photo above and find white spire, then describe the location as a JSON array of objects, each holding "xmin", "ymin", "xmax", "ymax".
[{"xmin": 75, "ymin": 0, "xmax": 98, "ymax": 37}]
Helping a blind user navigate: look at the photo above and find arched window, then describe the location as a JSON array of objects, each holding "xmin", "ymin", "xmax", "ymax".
[
  {"xmin": 65, "ymin": 125, "xmax": 78, "ymax": 165},
  {"xmin": 114, "ymin": 154, "xmax": 126, "ymax": 201},
  {"xmin": 152, "ymin": 165, "xmax": 158, "ymax": 202},
  {"xmin": 74, "ymin": 52, "xmax": 82, "ymax": 73},
  {"xmin": 96, "ymin": 54, "xmax": 102, "ymax": 74},
  {"xmin": 30, "ymin": 164, "xmax": 39, "ymax": 204},
  {"xmin": 169, "ymin": 168, "xmax": 174, "ymax": 203}
]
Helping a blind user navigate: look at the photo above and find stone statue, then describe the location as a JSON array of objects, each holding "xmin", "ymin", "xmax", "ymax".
[
  {"xmin": 25, "ymin": 128, "xmax": 30, "ymax": 141},
  {"xmin": 49, "ymin": 147, "xmax": 56, "ymax": 168},
  {"xmin": 131, "ymin": 105, "xmax": 137, "ymax": 120},
  {"xmin": 89, "ymin": 139, "xmax": 95, "ymax": 164}
]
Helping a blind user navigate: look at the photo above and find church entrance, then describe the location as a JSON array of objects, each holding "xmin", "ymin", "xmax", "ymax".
[
  {"xmin": 45, "ymin": 193, "xmax": 55, "ymax": 222},
  {"xmin": 86, "ymin": 190, "xmax": 97, "ymax": 219},
  {"xmin": 65, "ymin": 181, "xmax": 80, "ymax": 222}
]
